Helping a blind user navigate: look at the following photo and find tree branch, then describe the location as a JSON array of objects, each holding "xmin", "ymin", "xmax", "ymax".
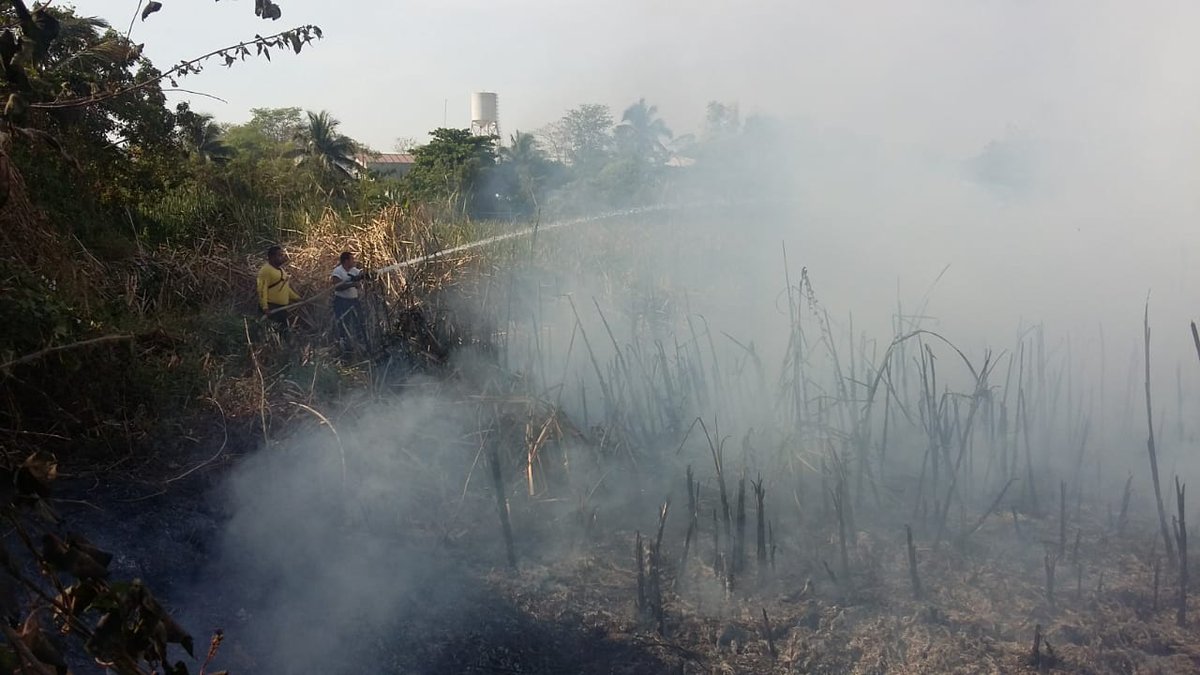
[
  {"xmin": 161, "ymin": 88, "xmax": 229, "ymax": 104},
  {"xmin": 29, "ymin": 25, "xmax": 321, "ymax": 111},
  {"xmin": 0, "ymin": 334, "xmax": 133, "ymax": 372}
]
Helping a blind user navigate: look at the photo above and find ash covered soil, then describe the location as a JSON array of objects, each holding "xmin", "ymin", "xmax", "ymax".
[{"xmin": 53, "ymin": 440, "xmax": 1200, "ymax": 675}]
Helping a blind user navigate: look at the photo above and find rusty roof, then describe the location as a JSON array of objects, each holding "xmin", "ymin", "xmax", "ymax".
[{"xmin": 356, "ymin": 153, "xmax": 415, "ymax": 164}]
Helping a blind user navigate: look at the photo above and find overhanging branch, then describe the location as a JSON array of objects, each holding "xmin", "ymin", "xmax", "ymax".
[{"xmin": 29, "ymin": 24, "xmax": 321, "ymax": 111}]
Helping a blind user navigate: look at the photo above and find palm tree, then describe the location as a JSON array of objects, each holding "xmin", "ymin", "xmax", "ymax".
[
  {"xmin": 291, "ymin": 110, "xmax": 358, "ymax": 179},
  {"xmin": 499, "ymin": 131, "xmax": 542, "ymax": 166},
  {"xmin": 41, "ymin": 11, "xmax": 113, "ymax": 65},
  {"xmin": 179, "ymin": 112, "xmax": 234, "ymax": 163},
  {"xmin": 616, "ymin": 98, "xmax": 673, "ymax": 164},
  {"xmin": 499, "ymin": 131, "xmax": 547, "ymax": 209}
]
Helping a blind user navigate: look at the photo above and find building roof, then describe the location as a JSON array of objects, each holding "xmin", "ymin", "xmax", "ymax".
[{"xmin": 356, "ymin": 152, "xmax": 415, "ymax": 165}]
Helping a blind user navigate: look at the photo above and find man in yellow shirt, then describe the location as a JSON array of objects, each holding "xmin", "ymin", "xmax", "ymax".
[{"xmin": 257, "ymin": 245, "xmax": 301, "ymax": 336}]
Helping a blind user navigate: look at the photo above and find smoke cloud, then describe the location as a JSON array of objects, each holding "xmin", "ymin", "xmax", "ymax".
[{"xmin": 157, "ymin": 2, "xmax": 1200, "ymax": 671}]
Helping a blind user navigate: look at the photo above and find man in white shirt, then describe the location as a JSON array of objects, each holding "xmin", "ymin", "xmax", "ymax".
[{"xmin": 330, "ymin": 251, "xmax": 369, "ymax": 351}]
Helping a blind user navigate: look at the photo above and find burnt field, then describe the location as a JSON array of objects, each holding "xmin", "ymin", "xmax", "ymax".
[{"xmin": 57, "ymin": 381, "xmax": 1200, "ymax": 674}]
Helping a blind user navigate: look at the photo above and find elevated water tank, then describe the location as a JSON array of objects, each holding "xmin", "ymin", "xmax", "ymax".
[{"xmin": 470, "ymin": 92, "xmax": 500, "ymax": 137}]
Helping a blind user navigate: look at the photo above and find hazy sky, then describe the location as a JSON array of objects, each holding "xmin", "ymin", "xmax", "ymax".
[{"xmin": 71, "ymin": 1, "xmax": 1200, "ymax": 155}]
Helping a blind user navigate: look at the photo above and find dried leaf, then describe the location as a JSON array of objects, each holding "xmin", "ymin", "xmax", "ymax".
[
  {"xmin": 0, "ymin": 645, "xmax": 19, "ymax": 671},
  {"xmin": 14, "ymin": 451, "xmax": 55, "ymax": 503},
  {"xmin": 32, "ymin": 499, "xmax": 59, "ymax": 525},
  {"xmin": 39, "ymin": 533, "xmax": 69, "ymax": 571},
  {"xmin": 0, "ymin": 30, "xmax": 19, "ymax": 66},
  {"xmin": 3, "ymin": 93, "xmax": 26, "ymax": 119},
  {"xmin": 21, "ymin": 614, "xmax": 67, "ymax": 673},
  {"xmin": 55, "ymin": 581, "xmax": 100, "ymax": 621},
  {"xmin": 141, "ymin": 1, "xmax": 163, "ymax": 21},
  {"xmin": 66, "ymin": 534, "xmax": 113, "ymax": 568},
  {"xmin": 0, "ymin": 574, "xmax": 18, "ymax": 619},
  {"xmin": 29, "ymin": 9, "xmax": 60, "ymax": 62},
  {"xmin": 41, "ymin": 534, "xmax": 109, "ymax": 580},
  {"xmin": 20, "ymin": 452, "xmax": 55, "ymax": 482},
  {"xmin": 0, "ymin": 542, "xmax": 17, "ymax": 577},
  {"xmin": 140, "ymin": 591, "xmax": 194, "ymax": 657},
  {"xmin": 84, "ymin": 611, "xmax": 123, "ymax": 661}
]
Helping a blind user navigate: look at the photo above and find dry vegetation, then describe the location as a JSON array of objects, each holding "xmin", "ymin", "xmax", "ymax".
[{"xmin": 0, "ymin": 180, "xmax": 500, "ymax": 464}]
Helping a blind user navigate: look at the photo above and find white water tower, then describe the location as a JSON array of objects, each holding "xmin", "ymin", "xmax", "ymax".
[{"xmin": 470, "ymin": 92, "xmax": 500, "ymax": 137}]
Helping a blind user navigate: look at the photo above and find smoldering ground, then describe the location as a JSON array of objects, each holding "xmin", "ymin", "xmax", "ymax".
[
  {"xmin": 183, "ymin": 181, "xmax": 1200, "ymax": 673},
  {"xmin": 176, "ymin": 100, "xmax": 1200, "ymax": 671}
]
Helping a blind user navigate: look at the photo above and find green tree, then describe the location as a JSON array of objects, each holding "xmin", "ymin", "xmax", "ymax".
[
  {"xmin": 0, "ymin": 0, "xmax": 323, "ymax": 245},
  {"xmin": 616, "ymin": 98, "xmax": 672, "ymax": 165},
  {"xmin": 404, "ymin": 128, "xmax": 498, "ymax": 216},
  {"xmin": 545, "ymin": 104, "xmax": 613, "ymax": 170},
  {"xmin": 222, "ymin": 122, "xmax": 279, "ymax": 159},
  {"xmin": 245, "ymin": 106, "xmax": 305, "ymax": 143},
  {"xmin": 497, "ymin": 130, "xmax": 556, "ymax": 216},
  {"xmin": 192, "ymin": 113, "xmax": 332, "ymax": 234},
  {"xmin": 3, "ymin": 6, "xmax": 188, "ymax": 241},
  {"xmin": 703, "ymin": 101, "xmax": 740, "ymax": 140}
]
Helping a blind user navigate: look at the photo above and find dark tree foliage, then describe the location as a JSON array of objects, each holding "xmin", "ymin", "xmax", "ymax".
[{"xmin": 0, "ymin": 1, "xmax": 322, "ymax": 244}]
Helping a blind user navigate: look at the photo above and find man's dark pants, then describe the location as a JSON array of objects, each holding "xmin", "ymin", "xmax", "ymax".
[
  {"xmin": 333, "ymin": 296, "xmax": 367, "ymax": 349},
  {"xmin": 266, "ymin": 303, "xmax": 290, "ymax": 339}
]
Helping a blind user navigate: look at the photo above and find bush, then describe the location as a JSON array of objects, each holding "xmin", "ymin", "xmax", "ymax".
[
  {"xmin": 135, "ymin": 182, "xmax": 223, "ymax": 244},
  {"xmin": 0, "ymin": 260, "xmax": 83, "ymax": 357}
]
